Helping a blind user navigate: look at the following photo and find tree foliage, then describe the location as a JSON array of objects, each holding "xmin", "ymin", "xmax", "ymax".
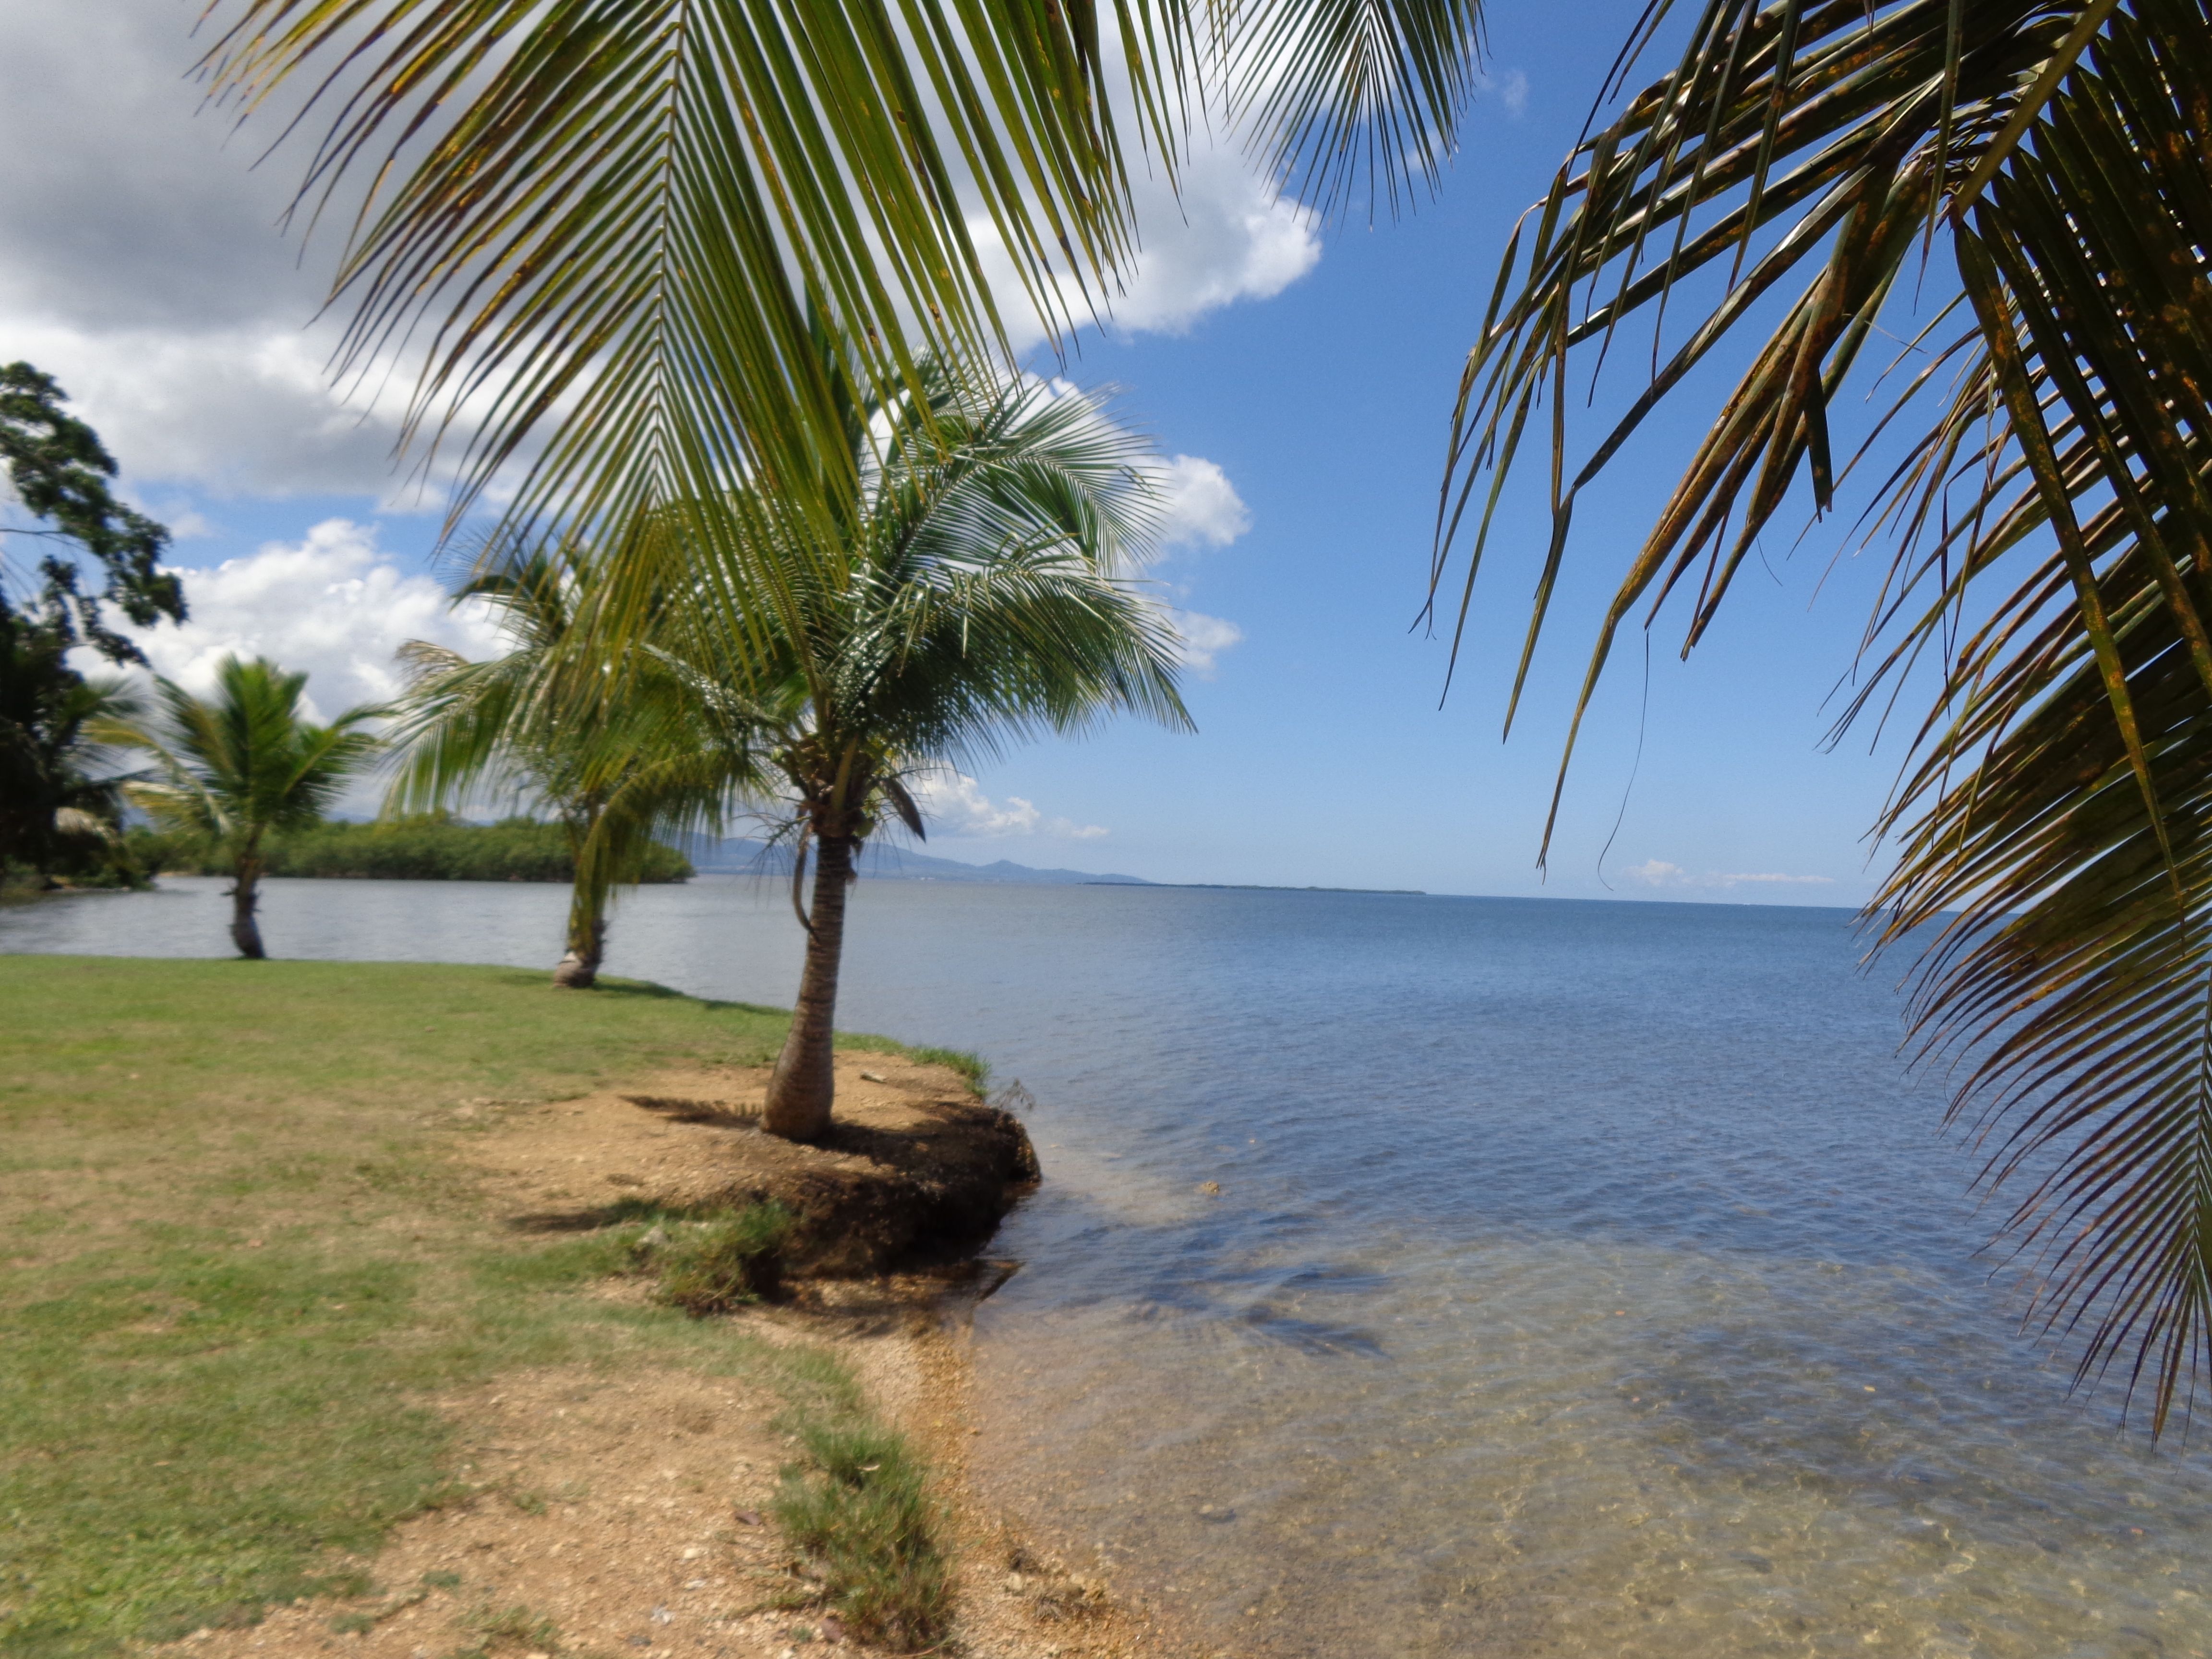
[
  {"xmin": 134, "ymin": 813, "xmax": 693, "ymax": 883},
  {"xmin": 0, "ymin": 615, "xmax": 146, "ymax": 882},
  {"xmin": 0, "ymin": 361, "xmax": 182, "ymax": 664}
]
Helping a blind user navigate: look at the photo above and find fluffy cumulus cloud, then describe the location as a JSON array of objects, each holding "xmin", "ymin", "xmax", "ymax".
[
  {"xmin": 86, "ymin": 519, "xmax": 503, "ymax": 722},
  {"xmin": 909, "ymin": 771, "xmax": 1108, "ymax": 841},
  {"xmin": 1620, "ymin": 859, "xmax": 1837, "ymax": 892},
  {"xmin": 1165, "ymin": 607, "xmax": 1246, "ymax": 676},
  {"xmin": 1153, "ymin": 455, "xmax": 1251, "ymax": 551},
  {"xmin": 0, "ymin": 4, "xmax": 433, "ymax": 500}
]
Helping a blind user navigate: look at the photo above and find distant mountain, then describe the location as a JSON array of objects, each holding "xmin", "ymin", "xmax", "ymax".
[{"xmin": 685, "ymin": 837, "xmax": 1155, "ymax": 887}]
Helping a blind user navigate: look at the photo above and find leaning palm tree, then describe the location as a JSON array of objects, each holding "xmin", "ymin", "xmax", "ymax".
[
  {"xmin": 629, "ymin": 359, "xmax": 1190, "ymax": 1142},
  {"xmin": 390, "ymin": 543, "xmax": 765, "ymax": 987},
  {"xmin": 99, "ymin": 656, "xmax": 383, "ymax": 958},
  {"xmin": 1438, "ymin": 0, "xmax": 2212, "ymax": 1430},
  {"xmin": 194, "ymin": 2, "xmax": 1487, "ymax": 555}
]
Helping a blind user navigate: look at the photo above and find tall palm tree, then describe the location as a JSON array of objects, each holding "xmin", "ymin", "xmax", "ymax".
[
  {"xmin": 193, "ymin": 1, "xmax": 1488, "ymax": 555},
  {"xmin": 629, "ymin": 359, "xmax": 1189, "ymax": 1142},
  {"xmin": 99, "ymin": 656, "xmax": 384, "ymax": 959},
  {"xmin": 390, "ymin": 543, "xmax": 766, "ymax": 987},
  {"xmin": 1438, "ymin": 0, "xmax": 2212, "ymax": 1430}
]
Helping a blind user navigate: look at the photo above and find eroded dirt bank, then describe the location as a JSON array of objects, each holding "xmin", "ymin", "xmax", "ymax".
[{"xmin": 164, "ymin": 1054, "xmax": 1196, "ymax": 1659}]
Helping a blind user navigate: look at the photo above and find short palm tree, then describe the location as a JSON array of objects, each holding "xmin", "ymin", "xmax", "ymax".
[
  {"xmin": 630, "ymin": 359, "xmax": 1189, "ymax": 1142},
  {"xmin": 100, "ymin": 656, "xmax": 383, "ymax": 958},
  {"xmin": 390, "ymin": 543, "xmax": 764, "ymax": 987},
  {"xmin": 1439, "ymin": 1, "xmax": 2212, "ymax": 1429}
]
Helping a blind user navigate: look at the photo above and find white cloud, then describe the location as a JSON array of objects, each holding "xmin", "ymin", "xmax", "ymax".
[
  {"xmin": 909, "ymin": 771, "xmax": 1108, "ymax": 841},
  {"xmin": 1479, "ymin": 68, "xmax": 1531, "ymax": 119},
  {"xmin": 0, "ymin": 5, "xmax": 433, "ymax": 501},
  {"xmin": 1154, "ymin": 455, "xmax": 1251, "ymax": 550},
  {"xmin": 1621, "ymin": 859, "xmax": 1837, "ymax": 892},
  {"xmin": 83, "ymin": 518, "xmax": 502, "ymax": 723},
  {"xmin": 978, "ymin": 140, "xmax": 1321, "ymax": 352},
  {"xmin": 1165, "ymin": 607, "xmax": 1246, "ymax": 676}
]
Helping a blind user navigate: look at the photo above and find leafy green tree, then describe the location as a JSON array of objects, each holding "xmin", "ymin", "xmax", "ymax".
[
  {"xmin": 1440, "ymin": 0, "xmax": 2212, "ymax": 1429},
  {"xmin": 1, "ymin": 362, "xmax": 184, "ymax": 881},
  {"xmin": 0, "ymin": 614, "xmax": 146, "ymax": 885},
  {"xmin": 99, "ymin": 658, "xmax": 384, "ymax": 959},
  {"xmin": 389, "ymin": 544, "xmax": 764, "ymax": 986},
  {"xmin": 1, "ymin": 361, "xmax": 182, "ymax": 664},
  {"xmin": 629, "ymin": 359, "xmax": 1188, "ymax": 1142}
]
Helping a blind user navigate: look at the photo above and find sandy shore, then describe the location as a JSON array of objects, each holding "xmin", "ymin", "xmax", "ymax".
[{"xmin": 159, "ymin": 1055, "xmax": 1196, "ymax": 1659}]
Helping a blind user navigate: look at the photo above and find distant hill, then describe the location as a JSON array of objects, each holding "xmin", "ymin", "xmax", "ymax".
[{"xmin": 686, "ymin": 837, "xmax": 1155, "ymax": 887}]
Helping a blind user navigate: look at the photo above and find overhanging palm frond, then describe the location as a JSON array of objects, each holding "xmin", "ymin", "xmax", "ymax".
[
  {"xmin": 1436, "ymin": 0, "xmax": 2212, "ymax": 1430},
  {"xmin": 195, "ymin": 0, "xmax": 1485, "ymax": 551}
]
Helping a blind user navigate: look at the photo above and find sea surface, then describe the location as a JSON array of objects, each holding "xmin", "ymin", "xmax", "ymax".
[{"xmin": 8, "ymin": 876, "xmax": 2209, "ymax": 1656}]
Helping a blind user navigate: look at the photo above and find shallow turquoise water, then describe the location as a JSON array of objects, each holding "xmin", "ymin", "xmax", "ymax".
[{"xmin": 10, "ymin": 877, "xmax": 2209, "ymax": 1655}]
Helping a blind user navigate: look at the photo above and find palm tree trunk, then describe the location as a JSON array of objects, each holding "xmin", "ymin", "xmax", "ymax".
[
  {"xmin": 763, "ymin": 833, "xmax": 855, "ymax": 1142},
  {"xmin": 553, "ymin": 878, "xmax": 608, "ymax": 989},
  {"xmin": 229, "ymin": 847, "xmax": 266, "ymax": 960}
]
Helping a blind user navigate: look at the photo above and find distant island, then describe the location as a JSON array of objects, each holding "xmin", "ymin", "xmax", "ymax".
[
  {"xmin": 1089, "ymin": 882, "xmax": 1426, "ymax": 895},
  {"xmin": 685, "ymin": 838, "xmax": 1421, "ymax": 893},
  {"xmin": 685, "ymin": 838, "xmax": 1155, "ymax": 887}
]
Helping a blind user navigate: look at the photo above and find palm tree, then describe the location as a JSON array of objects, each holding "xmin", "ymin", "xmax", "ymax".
[
  {"xmin": 389, "ymin": 544, "xmax": 765, "ymax": 987},
  {"xmin": 193, "ymin": 2, "xmax": 1488, "ymax": 554},
  {"xmin": 99, "ymin": 657, "xmax": 384, "ymax": 958},
  {"xmin": 628, "ymin": 359, "xmax": 1189, "ymax": 1142},
  {"xmin": 1438, "ymin": 0, "xmax": 2212, "ymax": 1430}
]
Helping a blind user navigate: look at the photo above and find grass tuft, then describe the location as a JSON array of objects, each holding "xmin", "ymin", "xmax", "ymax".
[
  {"xmin": 645, "ymin": 1204, "xmax": 794, "ymax": 1314},
  {"xmin": 895, "ymin": 1045, "xmax": 990, "ymax": 1090},
  {"xmin": 457, "ymin": 1601, "xmax": 563, "ymax": 1654},
  {"xmin": 772, "ymin": 1419, "xmax": 948, "ymax": 1650}
]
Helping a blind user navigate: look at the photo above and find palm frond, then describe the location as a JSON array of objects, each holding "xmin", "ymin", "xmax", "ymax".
[
  {"xmin": 194, "ymin": 1, "xmax": 1488, "ymax": 554},
  {"xmin": 1437, "ymin": 0, "xmax": 2212, "ymax": 1430}
]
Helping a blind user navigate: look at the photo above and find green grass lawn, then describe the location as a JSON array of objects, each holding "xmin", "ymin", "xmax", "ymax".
[{"xmin": 0, "ymin": 957, "xmax": 934, "ymax": 1659}]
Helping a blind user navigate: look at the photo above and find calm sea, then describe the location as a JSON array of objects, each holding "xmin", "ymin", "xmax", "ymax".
[{"xmin": 8, "ymin": 876, "xmax": 2208, "ymax": 1655}]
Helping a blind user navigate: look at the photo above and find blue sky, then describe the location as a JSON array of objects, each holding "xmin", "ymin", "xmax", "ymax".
[{"xmin": 4, "ymin": 1, "xmax": 1938, "ymax": 904}]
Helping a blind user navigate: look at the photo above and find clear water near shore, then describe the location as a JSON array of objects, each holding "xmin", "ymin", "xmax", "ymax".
[{"xmin": 8, "ymin": 876, "xmax": 2209, "ymax": 1655}]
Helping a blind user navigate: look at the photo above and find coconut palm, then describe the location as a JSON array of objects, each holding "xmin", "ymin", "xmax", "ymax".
[
  {"xmin": 194, "ymin": 1, "xmax": 1487, "ymax": 555},
  {"xmin": 390, "ymin": 543, "xmax": 766, "ymax": 987},
  {"xmin": 625, "ymin": 358, "xmax": 1188, "ymax": 1142},
  {"xmin": 99, "ymin": 656, "xmax": 384, "ymax": 958},
  {"xmin": 1438, "ymin": 0, "xmax": 2212, "ymax": 1430}
]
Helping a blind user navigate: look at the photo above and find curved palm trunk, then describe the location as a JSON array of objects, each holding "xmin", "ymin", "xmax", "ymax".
[
  {"xmin": 763, "ymin": 834, "xmax": 855, "ymax": 1143},
  {"xmin": 229, "ymin": 845, "xmax": 266, "ymax": 959},
  {"xmin": 553, "ymin": 878, "xmax": 609, "ymax": 988}
]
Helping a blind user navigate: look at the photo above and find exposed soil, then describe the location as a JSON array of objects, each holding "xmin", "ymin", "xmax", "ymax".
[
  {"xmin": 157, "ymin": 1055, "xmax": 1201, "ymax": 1659},
  {"xmin": 482, "ymin": 1053, "xmax": 1040, "ymax": 1277}
]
